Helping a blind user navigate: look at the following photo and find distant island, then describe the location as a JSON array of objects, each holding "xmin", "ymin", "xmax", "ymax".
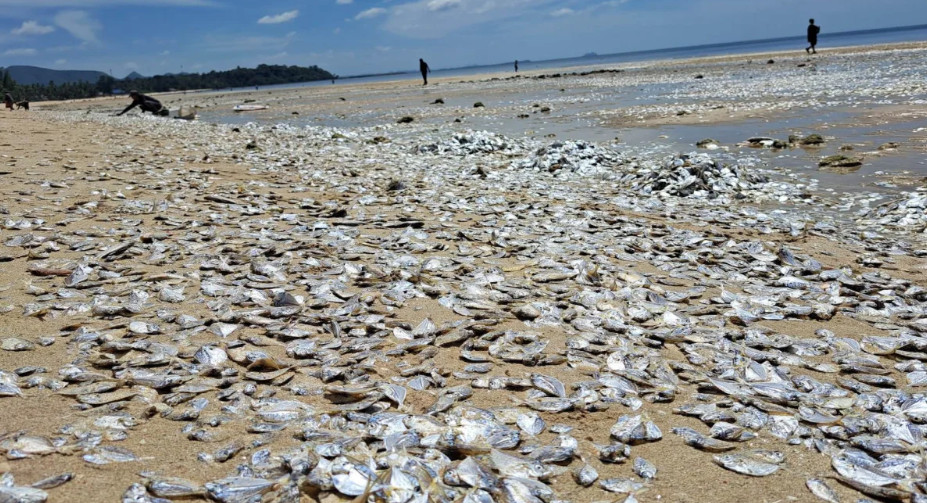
[{"xmin": 1, "ymin": 63, "xmax": 336, "ymax": 102}]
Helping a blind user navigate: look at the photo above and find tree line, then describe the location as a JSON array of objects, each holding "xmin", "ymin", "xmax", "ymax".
[{"xmin": 1, "ymin": 64, "xmax": 336, "ymax": 102}]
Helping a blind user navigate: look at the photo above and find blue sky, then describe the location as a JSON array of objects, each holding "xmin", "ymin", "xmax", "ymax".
[{"xmin": 1, "ymin": 0, "xmax": 925, "ymax": 78}]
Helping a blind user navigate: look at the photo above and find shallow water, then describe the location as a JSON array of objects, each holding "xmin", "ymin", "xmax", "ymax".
[{"xmin": 190, "ymin": 45, "xmax": 927, "ymax": 199}]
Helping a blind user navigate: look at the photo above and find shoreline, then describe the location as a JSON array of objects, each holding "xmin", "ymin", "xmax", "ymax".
[{"xmin": 35, "ymin": 39, "xmax": 927, "ymax": 109}]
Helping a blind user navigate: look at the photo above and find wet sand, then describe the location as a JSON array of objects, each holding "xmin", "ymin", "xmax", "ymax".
[{"xmin": 1, "ymin": 42, "xmax": 926, "ymax": 503}]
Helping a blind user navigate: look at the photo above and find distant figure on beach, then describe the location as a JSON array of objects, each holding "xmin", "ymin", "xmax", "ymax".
[
  {"xmin": 419, "ymin": 58, "xmax": 430, "ymax": 86},
  {"xmin": 806, "ymin": 19, "xmax": 820, "ymax": 54},
  {"xmin": 117, "ymin": 90, "xmax": 168, "ymax": 116},
  {"xmin": 3, "ymin": 92, "xmax": 13, "ymax": 111},
  {"xmin": 514, "ymin": 60, "xmax": 519, "ymax": 73}
]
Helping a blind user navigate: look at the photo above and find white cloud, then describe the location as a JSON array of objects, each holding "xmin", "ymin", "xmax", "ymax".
[
  {"xmin": 54, "ymin": 10, "xmax": 102, "ymax": 44},
  {"xmin": 258, "ymin": 10, "xmax": 299, "ymax": 24},
  {"xmin": 355, "ymin": 7, "xmax": 387, "ymax": 20},
  {"xmin": 54, "ymin": 58, "xmax": 67, "ymax": 65},
  {"xmin": 12, "ymin": 21, "xmax": 55, "ymax": 36},
  {"xmin": 427, "ymin": 0, "xmax": 460, "ymax": 11},
  {"xmin": 3, "ymin": 48, "xmax": 37, "ymax": 56},
  {"xmin": 160, "ymin": 49, "xmax": 170, "ymax": 55},
  {"xmin": 336, "ymin": 0, "xmax": 352, "ymax": 3},
  {"xmin": 551, "ymin": 8, "xmax": 573, "ymax": 16},
  {"xmin": 124, "ymin": 61, "xmax": 138, "ymax": 69},
  {"xmin": 375, "ymin": 45, "xmax": 391, "ymax": 52}
]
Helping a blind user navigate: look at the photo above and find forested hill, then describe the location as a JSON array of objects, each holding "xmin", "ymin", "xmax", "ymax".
[
  {"xmin": 120, "ymin": 64, "xmax": 336, "ymax": 93},
  {"xmin": 1, "ymin": 63, "xmax": 337, "ymax": 102},
  {"xmin": 4, "ymin": 65, "xmax": 108, "ymax": 86}
]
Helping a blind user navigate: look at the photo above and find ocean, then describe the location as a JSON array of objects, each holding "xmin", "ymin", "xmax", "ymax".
[{"xmin": 256, "ymin": 23, "xmax": 927, "ymax": 90}]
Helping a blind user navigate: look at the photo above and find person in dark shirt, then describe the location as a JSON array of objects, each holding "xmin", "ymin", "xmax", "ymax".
[
  {"xmin": 806, "ymin": 19, "xmax": 820, "ymax": 54},
  {"xmin": 419, "ymin": 58, "xmax": 430, "ymax": 86},
  {"xmin": 514, "ymin": 60, "xmax": 519, "ymax": 73},
  {"xmin": 117, "ymin": 90, "xmax": 168, "ymax": 116}
]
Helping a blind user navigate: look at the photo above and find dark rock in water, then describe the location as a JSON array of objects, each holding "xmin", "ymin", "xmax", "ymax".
[
  {"xmin": 245, "ymin": 141, "xmax": 258, "ymax": 150},
  {"xmin": 696, "ymin": 138, "xmax": 719, "ymax": 148},
  {"xmin": 517, "ymin": 114, "xmax": 529, "ymax": 119},
  {"xmin": 331, "ymin": 133, "xmax": 348, "ymax": 140},
  {"xmin": 397, "ymin": 116, "xmax": 415, "ymax": 124},
  {"xmin": 801, "ymin": 134, "xmax": 825, "ymax": 145},
  {"xmin": 386, "ymin": 180, "xmax": 406, "ymax": 191},
  {"xmin": 432, "ymin": 98, "xmax": 445, "ymax": 105},
  {"xmin": 695, "ymin": 74, "xmax": 704, "ymax": 79},
  {"xmin": 473, "ymin": 102, "xmax": 485, "ymax": 108},
  {"xmin": 453, "ymin": 118, "xmax": 462, "ymax": 123},
  {"xmin": 339, "ymin": 97, "xmax": 346, "ymax": 101},
  {"xmin": 370, "ymin": 136, "xmax": 389, "ymax": 144},
  {"xmin": 291, "ymin": 111, "xmax": 299, "ymax": 115},
  {"xmin": 231, "ymin": 128, "xmax": 240, "ymax": 133},
  {"xmin": 878, "ymin": 142, "xmax": 900, "ymax": 150},
  {"xmin": 540, "ymin": 106, "xmax": 551, "ymax": 113},
  {"xmin": 839, "ymin": 144, "xmax": 855, "ymax": 151},
  {"xmin": 819, "ymin": 155, "xmax": 863, "ymax": 172},
  {"xmin": 676, "ymin": 110, "xmax": 690, "ymax": 116},
  {"xmin": 767, "ymin": 59, "xmax": 775, "ymax": 64}
]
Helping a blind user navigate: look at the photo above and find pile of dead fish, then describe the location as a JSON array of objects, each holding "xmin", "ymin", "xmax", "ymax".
[
  {"xmin": 858, "ymin": 189, "xmax": 927, "ymax": 233},
  {"xmin": 616, "ymin": 153, "xmax": 770, "ymax": 199},
  {"xmin": 416, "ymin": 131, "xmax": 512, "ymax": 155},
  {"xmin": 511, "ymin": 140, "xmax": 626, "ymax": 177}
]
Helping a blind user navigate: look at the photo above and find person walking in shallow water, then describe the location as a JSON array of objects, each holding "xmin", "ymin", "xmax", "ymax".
[
  {"xmin": 806, "ymin": 19, "xmax": 820, "ymax": 54},
  {"xmin": 419, "ymin": 58, "xmax": 430, "ymax": 85},
  {"xmin": 514, "ymin": 60, "xmax": 519, "ymax": 73}
]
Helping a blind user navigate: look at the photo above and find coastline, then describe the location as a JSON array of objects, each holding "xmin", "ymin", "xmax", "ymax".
[{"xmin": 0, "ymin": 40, "xmax": 926, "ymax": 503}]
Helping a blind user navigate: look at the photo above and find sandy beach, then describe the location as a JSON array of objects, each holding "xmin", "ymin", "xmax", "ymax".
[{"xmin": 1, "ymin": 42, "xmax": 927, "ymax": 503}]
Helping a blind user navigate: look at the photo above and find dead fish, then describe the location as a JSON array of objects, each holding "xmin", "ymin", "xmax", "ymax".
[
  {"xmin": 530, "ymin": 373, "xmax": 566, "ymax": 397},
  {"xmin": 632, "ymin": 457, "xmax": 657, "ymax": 480},
  {"xmin": 595, "ymin": 443, "xmax": 631, "ymax": 464},
  {"xmin": 30, "ymin": 473, "xmax": 73, "ymax": 490},
  {"xmin": 713, "ymin": 450, "xmax": 783, "ymax": 477},
  {"xmin": 0, "ymin": 485, "xmax": 48, "ymax": 503},
  {"xmin": 599, "ymin": 477, "xmax": 645, "ymax": 494},
  {"xmin": 0, "ymin": 371, "xmax": 22, "ymax": 397},
  {"xmin": 572, "ymin": 464, "xmax": 598, "ymax": 487},
  {"xmin": 1, "ymin": 338, "xmax": 35, "ymax": 352},
  {"xmin": 805, "ymin": 478, "xmax": 840, "ymax": 503},
  {"xmin": 611, "ymin": 414, "xmax": 662, "ymax": 445},
  {"xmin": 82, "ymin": 445, "xmax": 139, "ymax": 465},
  {"xmin": 672, "ymin": 427, "xmax": 735, "ymax": 452},
  {"xmin": 204, "ymin": 477, "xmax": 274, "ymax": 503}
]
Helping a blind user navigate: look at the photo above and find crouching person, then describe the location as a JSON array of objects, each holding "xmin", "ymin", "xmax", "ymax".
[{"xmin": 117, "ymin": 90, "xmax": 168, "ymax": 116}]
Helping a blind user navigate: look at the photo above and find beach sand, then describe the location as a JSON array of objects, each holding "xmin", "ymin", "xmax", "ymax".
[{"xmin": 1, "ymin": 42, "xmax": 926, "ymax": 503}]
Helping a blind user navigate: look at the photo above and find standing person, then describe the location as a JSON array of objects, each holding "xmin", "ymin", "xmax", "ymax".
[
  {"xmin": 419, "ymin": 58, "xmax": 430, "ymax": 86},
  {"xmin": 806, "ymin": 19, "xmax": 820, "ymax": 54},
  {"xmin": 514, "ymin": 60, "xmax": 519, "ymax": 73},
  {"xmin": 117, "ymin": 90, "xmax": 168, "ymax": 116},
  {"xmin": 3, "ymin": 92, "xmax": 13, "ymax": 111}
]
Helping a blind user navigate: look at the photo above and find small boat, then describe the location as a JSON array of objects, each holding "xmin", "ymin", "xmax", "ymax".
[{"xmin": 233, "ymin": 104, "xmax": 268, "ymax": 112}]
